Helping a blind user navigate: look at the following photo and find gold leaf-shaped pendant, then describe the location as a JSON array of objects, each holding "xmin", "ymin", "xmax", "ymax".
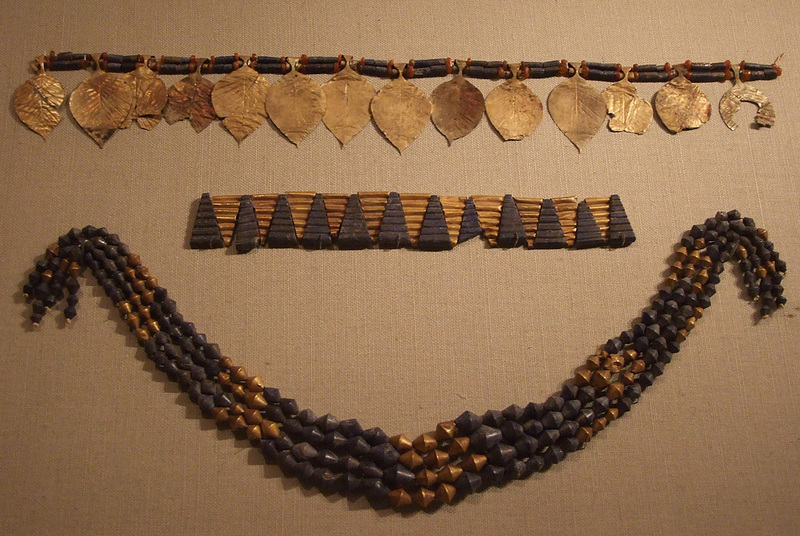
[
  {"xmin": 654, "ymin": 72, "xmax": 711, "ymax": 133},
  {"xmin": 164, "ymin": 66, "xmax": 216, "ymax": 133},
  {"xmin": 69, "ymin": 68, "xmax": 134, "ymax": 147},
  {"xmin": 548, "ymin": 67, "xmax": 607, "ymax": 152},
  {"xmin": 266, "ymin": 66, "xmax": 327, "ymax": 145},
  {"xmin": 14, "ymin": 68, "xmax": 66, "ymax": 139},
  {"xmin": 601, "ymin": 67, "xmax": 652, "ymax": 134},
  {"xmin": 485, "ymin": 64, "xmax": 542, "ymax": 141},
  {"xmin": 211, "ymin": 65, "xmax": 270, "ymax": 145},
  {"xmin": 370, "ymin": 63, "xmax": 432, "ymax": 153},
  {"xmin": 120, "ymin": 63, "xmax": 168, "ymax": 130},
  {"xmin": 431, "ymin": 65, "xmax": 485, "ymax": 144},
  {"xmin": 321, "ymin": 57, "xmax": 376, "ymax": 145},
  {"xmin": 719, "ymin": 66, "xmax": 775, "ymax": 130}
]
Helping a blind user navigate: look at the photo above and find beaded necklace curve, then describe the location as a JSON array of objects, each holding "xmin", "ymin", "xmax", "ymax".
[
  {"xmin": 23, "ymin": 210, "xmax": 785, "ymax": 511},
  {"xmin": 14, "ymin": 52, "xmax": 781, "ymax": 150}
]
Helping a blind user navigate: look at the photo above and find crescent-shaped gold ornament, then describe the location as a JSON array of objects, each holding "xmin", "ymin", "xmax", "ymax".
[{"xmin": 719, "ymin": 66, "xmax": 775, "ymax": 130}]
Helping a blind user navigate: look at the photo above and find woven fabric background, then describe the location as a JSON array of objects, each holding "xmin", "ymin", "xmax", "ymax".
[{"xmin": 1, "ymin": 1, "xmax": 799, "ymax": 534}]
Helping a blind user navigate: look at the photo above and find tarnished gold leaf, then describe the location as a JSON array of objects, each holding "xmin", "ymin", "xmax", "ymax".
[
  {"xmin": 14, "ymin": 72, "xmax": 66, "ymax": 139},
  {"xmin": 431, "ymin": 68, "xmax": 485, "ymax": 144},
  {"xmin": 69, "ymin": 69, "xmax": 134, "ymax": 147},
  {"xmin": 266, "ymin": 68, "xmax": 327, "ymax": 145},
  {"xmin": 321, "ymin": 58, "xmax": 376, "ymax": 145},
  {"xmin": 485, "ymin": 65, "xmax": 542, "ymax": 141},
  {"xmin": 164, "ymin": 67, "xmax": 216, "ymax": 132},
  {"xmin": 548, "ymin": 68, "xmax": 607, "ymax": 152},
  {"xmin": 654, "ymin": 72, "xmax": 711, "ymax": 133},
  {"xmin": 211, "ymin": 65, "xmax": 270, "ymax": 145},
  {"xmin": 601, "ymin": 68, "xmax": 652, "ymax": 134},
  {"xmin": 370, "ymin": 64, "xmax": 431, "ymax": 153},
  {"xmin": 120, "ymin": 64, "xmax": 168, "ymax": 130},
  {"xmin": 720, "ymin": 66, "xmax": 775, "ymax": 130}
]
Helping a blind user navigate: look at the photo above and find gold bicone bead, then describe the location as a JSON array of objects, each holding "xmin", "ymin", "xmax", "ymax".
[
  {"xmin": 437, "ymin": 465, "xmax": 463, "ymax": 483},
  {"xmin": 685, "ymin": 316, "xmax": 697, "ymax": 331},
  {"xmin": 674, "ymin": 246, "xmax": 688, "ymax": 262},
  {"xmin": 606, "ymin": 408, "xmax": 619, "ymax": 422},
  {"xmin": 424, "ymin": 449, "xmax": 450, "ymax": 469},
  {"xmin": 229, "ymin": 366, "xmax": 248, "ymax": 383},
  {"xmin": 45, "ymin": 244, "xmax": 59, "ymax": 259},
  {"xmin": 591, "ymin": 369, "xmax": 611, "ymax": 390},
  {"xmin": 413, "ymin": 433, "xmax": 438, "ymax": 453},
  {"xmin": 688, "ymin": 250, "xmax": 701, "ymax": 264},
  {"xmin": 244, "ymin": 392, "xmax": 268, "ymax": 410},
  {"xmin": 586, "ymin": 354, "xmax": 601, "ymax": 370},
  {"xmin": 416, "ymin": 468, "xmax": 438, "ymax": 487},
  {"xmin": 125, "ymin": 314, "xmax": 140, "ymax": 330},
  {"xmin": 245, "ymin": 376, "xmax": 265, "ymax": 392},
  {"xmin": 399, "ymin": 450, "xmax": 424, "ymax": 470},
  {"xmin": 145, "ymin": 277, "xmax": 159, "ymax": 289},
  {"xmin": 246, "ymin": 424, "xmax": 262, "ymax": 441},
  {"xmin": 606, "ymin": 382, "xmax": 625, "ymax": 400},
  {"xmin": 412, "ymin": 488, "xmax": 436, "ymax": 509},
  {"xmin": 693, "ymin": 306, "xmax": 704, "ymax": 319},
  {"xmin": 675, "ymin": 329, "xmax": 688, "ymax": 343},
  {"xmin": 134, "ymin": 328, "xmax": 149, "ymax": 342},
  {"xmin": 146, "ymin": 319, "xmax": 159, "ymax": 334},
  {"xmin": 622, "ymin": 349, "xmax": 637, "ymax": 363},
  {"xmin": 574, "ymin": 368, "xmax": 592, "ymax": 386},
  {"xmin": 620, "ymin": 371, "xmax": 636, "ymax": 386},
  {"xmin": 694, "ymin": 238, "xmax": 706, "ymax": 250},
  {"xmin": 211, "ymin": 407, "xmax": 229, "ymax": 423},
  {"xmin": 68, "ymin": 261, "xmax": 81, "ymax": 277},
  {"xmin": 435, "ymin": 483, "xmax": 457, "ymax": 504},
  {"xmin": 461, "ymin": 454, "xmax": 487, "ymax": 473},
  {"xmin": 698, "ymin": 255, "xmax": 712, "ymax": 269},
  {"xmin": 243, "ymin": 409, "xmax": 263, "ymax": 425},
  {"xmin": 127, "ymin": 253, "xmax": 141, "ymax": 267},
  {"xmin": 603, "ymin": 354, "xmax": 624, "ymax": 373},
  {"xmin": 665, "ymin": 273, "xmax": 679, "ymax": 288},
  {"xmin": 260, "ymin": 420, "xmax": 281, "ymax": 438},
  {"xmin": 631, "ymin": 360, "xmax": 646, "ymax": 374},
  {"xmin": 593, "ymin": 417, "xmax": 608, "ymax": 433},
  {"xmin": 447, "ymin": 437, "xmax": 469, "ymax": 457},
  {"xmin": 231, "ymin": 384, "xmax": 246, "ymax": 400},
  {"xmin": 756, "ymin": 228, "xmax": 769, "ymax": 240},
  {"xmin": 736, "ymin": 245, "xmax": 748, "ymax": 259},
  {"xmin": 691, "ymin": 282, "xmax": 704, "ymax": 295},
  {"xmin": 141, "ymin": 289, "xmax": 154, "ymax": 304},
  {"xmin": 389, "ymin": 434, "xmax": 413, "ymax": 452},
  {"xmin": 217, "ymin": 372, "xmax": 232, "ymax": 388},
  {"xmin": 228, "ymin": 415, "xmax": 247, "ymax": 432},
  {"xmin": 132, "ymin": 279, "xmax": 146, "ymax": 293},
  {"xmin": 756, "ymin": 266, "xmax": 768, "ymax": 279},
  {"xmin": 682, "ymin": 264, "xmax": 696, "ymax": 278},
  {"xmin": 219, "ymin": 356, "xmax": 234, "ymax": 371},
  {"xmin": 388, "ymin": 489, "xmax": 413, "ymax": 509},
  {"xmin": 228, "ymin": 403, "xmax": 245, "ymax": 415},
  {"xmin": 577, "ymin": 427, "xmax": 593, "ymax": 443},
  {"xmin": 669, "ymin": 261, "xmax": 684, "ymax": 274},
  {"xmin": 118, "ymin": 301, "xmax": 133, "ymax": 315},
  {"xmin": 435, "ymin": 421, "xmax": 457, "ymax": 441},
  {"xmin": 695, "ymin": 269, "xmax": 709, "ymax": 284}
]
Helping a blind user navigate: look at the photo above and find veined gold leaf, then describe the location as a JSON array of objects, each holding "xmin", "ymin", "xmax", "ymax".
[
  {"xmin": 120, "ymin": 64, "xmax": 168, "ymax": 130},
  {"xmin": 431, "ymin": 72, "xmax": 485, "ymax": 144},
  {"xmin": 654, "ymin": 73, "xmax": 710, "ymax": 133},
  {"xmin": 601, "ymin": 68, "xmax": 652, "ymax": 134},
  {"xmin": 69, "ymin": 69, "xmax": 134, "ymax": 147},
  {"xmin": 548, "ymin": 70, "xmax": 607, "ymax": 152},
  {"xmin": 164, "ymin": 68, "xmax": 216, "ymax": 133},
  {"xmin": 485, "ymin": 66, "xmax": 542, "ymax": 141},
  {"xmin": 14, "ymin": 72, "xmax": 66, "ymax": 139},
  {"xmin": 266, "ymin": 69, "xmax": 327, "ymax": 145},
  {"xmin": 321, "ymin": 59, "xmax": 376, "ymax": 145},
  {"xmin": 719, "ymin": 67, "xmax": 775, "ymax": 130},
  {"xmin": 211, "ymin": 65, "xmax": 270, "ymax": 145},
  {"xmin": 370, "ymin": 65, "xmax": 431, "ymax": 153}
]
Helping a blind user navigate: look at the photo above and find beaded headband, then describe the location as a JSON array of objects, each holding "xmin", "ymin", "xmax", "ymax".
[
  {"xmin": 23, "ymin": 209, "xmax": 786, "ymax": 510},
  {"xmin": 189, "ymin": 193, "xmax": 635, "ymax": 252},
  {"xmin": 14, "ymin": 52, "xmax": 781, "ymax": 150}
]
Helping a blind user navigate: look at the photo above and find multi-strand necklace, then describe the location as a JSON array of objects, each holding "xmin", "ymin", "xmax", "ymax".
[
  {"xmin": 23, "ymin": 209, "xmax": 785, "ymax": 510},
  {"xmin": 14, "ymin": 52, "xmax": 781, "ymax": 150}
]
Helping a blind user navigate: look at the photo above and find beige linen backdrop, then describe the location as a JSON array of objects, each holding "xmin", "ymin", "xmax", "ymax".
[{"xmin": 1, "ymin": 1, "xmax": 799, "ymax": 534}]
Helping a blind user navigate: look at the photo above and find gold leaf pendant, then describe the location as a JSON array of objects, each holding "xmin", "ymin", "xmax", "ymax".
[
  {"xmin": 321, "ymin": 56, "xmax": 376, "ymax": 146},
  {"xmin": 601, "ymin": 67, "xmax": 652, "ymax": 135},
  {"xmin": 211, "ymin": 63, "xmax": 270, "ymax": 145},
  {"xmin": 654, "ymin": 71, "xmax": 711, "ymax": 133},
  {"xmin": 265, "ymin": 60, "xmax": 327, "ymax": 145},
  {"xmin": 430, "ymin": 61, "xmax": 485, "ymax": 144},
  {"xmin": 120, "ymin": 61, "xmax": 168, "ymax": 130},
  {"xmin": 719, "ymin": 66, "xmax": 775, "ymax": 130},
  {"xmin": 370, "ymin": 63, "xmax": 432, "ymax": 153},
  {"xmin": 69, "ymin": 58, "xmax": 134, "ymax": 147},
  {"xmin": 164, "ymin": 60, "xmax": 216, "ymax": 133},
  {"xmin": 548, "ymin": 64, "xmax": 607, "ymax": 152},
  {"xmin": 13, "ymin": 57, "xmax": 66, "ymax": 139},
  {"xmin": 485, "ymin": 63, "xmax": 542, "ymax": 141}
]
